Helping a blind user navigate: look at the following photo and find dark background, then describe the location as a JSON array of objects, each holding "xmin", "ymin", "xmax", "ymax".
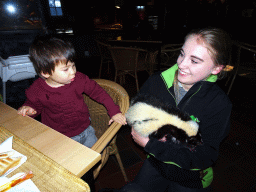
[{"xmin": 1, "ymin": 0, "xmax": 256, "ymax": 105}]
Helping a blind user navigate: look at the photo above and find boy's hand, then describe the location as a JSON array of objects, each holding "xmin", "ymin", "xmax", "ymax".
[
  {"xmin": 17, "ymin": 106, "xmax": 37, "ymax": 117},
  {"xmin": 109, "ymin": 113, "xmax": 127, "ymax": 125}
]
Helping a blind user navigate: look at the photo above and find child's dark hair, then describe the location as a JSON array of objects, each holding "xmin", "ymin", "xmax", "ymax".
[{"xmin": 29, "ymin": 35, "xmax": 76, "ymax": 76}]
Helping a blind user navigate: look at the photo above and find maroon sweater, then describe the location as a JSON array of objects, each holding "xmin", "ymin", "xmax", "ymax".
[{"xmin": 24, "ymin": 72, "xmax": 121, "ymax": 137}]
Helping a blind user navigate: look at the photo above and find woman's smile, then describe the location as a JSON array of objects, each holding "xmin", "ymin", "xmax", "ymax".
[{"xmin": 178, "ymin": 69, "xmax": 190, "ymax": 76}]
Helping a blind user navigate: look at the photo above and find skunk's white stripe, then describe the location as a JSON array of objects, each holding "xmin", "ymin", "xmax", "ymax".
[{"xmin": 125, "ymin": 102, "xmax": 199, "ymax": 137}]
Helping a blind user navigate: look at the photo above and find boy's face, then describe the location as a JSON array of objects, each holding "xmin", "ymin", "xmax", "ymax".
[{"xmin": 41, "ymin": 61, "xmax": 77, "ymax": 88}]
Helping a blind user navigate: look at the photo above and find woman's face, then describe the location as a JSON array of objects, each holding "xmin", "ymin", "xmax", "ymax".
[{"xmin": 177, "ymin": 35, "xmax": 223, "ymax": 91}]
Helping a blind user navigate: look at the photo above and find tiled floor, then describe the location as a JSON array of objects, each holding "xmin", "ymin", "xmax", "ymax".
[
  {"xmin": 3, "ymin": 57, "xmax": 256, "ymax": 191},
  {"xmin": 93, "ymin": 66, "xmax": 256, "ymax": 191}
]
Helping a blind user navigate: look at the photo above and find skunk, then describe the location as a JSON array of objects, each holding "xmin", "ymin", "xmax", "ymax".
[{"xmin": 125, "ymin": 94, "xmax": 202, "ymax": 150}]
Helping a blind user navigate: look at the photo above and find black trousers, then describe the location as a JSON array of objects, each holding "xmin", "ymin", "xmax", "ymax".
[{"xmin": 118, "ymin": 159, "xmax": 211, "ymax": 192}]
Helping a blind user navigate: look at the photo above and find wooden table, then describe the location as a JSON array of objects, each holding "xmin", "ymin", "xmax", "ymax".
[
  {"xmin": 0, "ymin": 127, "xmax": 90, "ymax": 191},
  {"xmin": 0, "ymin": 102, "xmax": 101, "ymax": 178}
]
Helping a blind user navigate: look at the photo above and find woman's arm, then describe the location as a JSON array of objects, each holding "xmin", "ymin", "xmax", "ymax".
[{"xmin": 144, "ymin": 103, "xmax": 232, "ymax": 170}]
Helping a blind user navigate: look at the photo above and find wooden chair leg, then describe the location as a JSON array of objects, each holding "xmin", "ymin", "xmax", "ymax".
[
  {"xmin": 107, "ymin": 60, "xmax": 110, "ymax": 73},
  {"xmin": 135, "ymin": 73, "xmax": 139, "ymax": 92},
  {"xmin": 93, "ymin": 148, "xmax": 110, "ymax": 179},
  {"xmin": 99, "ymin": 60, "xmax": 103, "ymax": 78},
  {"xmin": 109, "ymin": 139, "xmax": 129, "ymax": 182},
  {"xmin": 114, "ymin": 149, "xmax": 129, "ymax": 182}
]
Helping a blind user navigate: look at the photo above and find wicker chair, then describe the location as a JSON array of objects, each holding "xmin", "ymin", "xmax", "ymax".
[
  {"xmin": 83, "ymin": 79, "xmax": 130, "ymax": 182},
  {"xmin": 225, "ymin": 41, "xmax": 256, "ymax": 95},
  {"xmin": 96, "ymin": 41, "xmax": 113, "ymax": 78},
  {"xmin": 108, "ymin": 46, "xmax": 151, "ymax": 92},
  {"xmin": 149, "ymin": 44, "xmax": 182, "ymax": 72}
]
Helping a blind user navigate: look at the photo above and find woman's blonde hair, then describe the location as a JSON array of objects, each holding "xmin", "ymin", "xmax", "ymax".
[
  {"xmin": 174, "ymin": 28, "xmax": 232, "ymax": 101},
  {"xmin": 185, "ymin": 28, "xmax": 232, "ymax": 80}
]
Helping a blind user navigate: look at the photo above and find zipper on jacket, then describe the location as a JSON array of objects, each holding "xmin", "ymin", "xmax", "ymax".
[
  {"xmin": 181, "ymin": 85, "xmax": 202, "ymax": 111},
  {"xmin": 167, "ymin": 84, "xmax": 202, "ymax": 109},
  {"xmin": 167, "ymin": 88, "xmax": 178, "ymax": 106}
]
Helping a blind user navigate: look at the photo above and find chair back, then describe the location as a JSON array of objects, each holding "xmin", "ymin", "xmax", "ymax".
[
  {"xmin": 96, "ymin": 41, "xmax": 112, "ymax": 61},
  {"xmin": 233, "ymin": 41, "xmax": 256, "ymax": 69},
  {"xmin": 108, "ymin": 46, "xmax": 148, "ymax": 71},
  {"xmin": 159, "ymin": 44, "xmax": 182, "ymax": 65},
  {"xmin": 150, "ymin": 44, "xmax": 182, "ymax": 72},
  {"xmin": 83, "ymin": 78, "xmax": 129, "ymax": 155},
  {"xmin": 226, "ymin": 41, "xmax": 256, "ymax": 94}
]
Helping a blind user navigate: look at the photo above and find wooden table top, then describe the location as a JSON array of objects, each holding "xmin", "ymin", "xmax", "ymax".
[
  {"xmin": 0, "ymin": 102, "xmax": 101, "ymax": 177},
  {"xmin": 0, "ymin": 127, "xmax": 90, "ymax": 191}
]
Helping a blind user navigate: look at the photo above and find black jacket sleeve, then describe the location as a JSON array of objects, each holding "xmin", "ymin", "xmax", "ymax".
[{"xmin": 148, "ymin": 156, "xmax": 203, "ymax": 188}]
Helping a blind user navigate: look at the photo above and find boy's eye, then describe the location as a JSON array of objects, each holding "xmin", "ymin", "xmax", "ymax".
[{"xmin": 63, "ymin": 63, "xmax": 75, "ymax": 71}]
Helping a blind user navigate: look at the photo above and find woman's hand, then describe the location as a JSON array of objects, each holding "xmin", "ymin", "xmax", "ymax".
[
  {"xmin": 17, "ymin": 106, "xmax": 37, "ymax": 117},
  {"xmin": 109, "ymin": 113, "xmax": 127, "ymax": 125},
  {"xmin": 131, "ymin": 127, "xmax": 149, "ymax": 148}
]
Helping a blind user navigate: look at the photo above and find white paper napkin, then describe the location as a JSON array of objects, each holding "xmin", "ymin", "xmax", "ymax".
[{"xmin": 0, "ymin": 137, "xmax": 27, "ymax": 177}]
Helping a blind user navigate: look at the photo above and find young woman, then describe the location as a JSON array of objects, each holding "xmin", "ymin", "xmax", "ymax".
[{"xmin": 102, "ymin": 28, "xmax": 232, "ymax": 192}]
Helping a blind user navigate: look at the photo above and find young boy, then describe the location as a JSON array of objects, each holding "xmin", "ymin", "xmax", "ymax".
[{"xmin": 17, "ymin": 36, "xmax": 127, "ymax": 148}]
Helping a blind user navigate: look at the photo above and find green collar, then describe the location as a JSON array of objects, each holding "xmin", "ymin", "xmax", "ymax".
[{"xmin": 160, "ymin": 64, "xmax": 217, "ymax": 89}]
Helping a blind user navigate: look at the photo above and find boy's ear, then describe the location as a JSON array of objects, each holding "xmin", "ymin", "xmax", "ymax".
[{"xmin": 41, "ymin": 72, "xmax": 50, "ymax": 79}]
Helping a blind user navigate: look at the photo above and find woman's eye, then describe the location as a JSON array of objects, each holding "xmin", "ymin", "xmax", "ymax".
[
  {"xmin": 191, "ymin": 60, "xmax": 198, "ymax": 64},
  {"xmin": 64, "ymin": 68, "xmax": 69, "ymax": 71}
]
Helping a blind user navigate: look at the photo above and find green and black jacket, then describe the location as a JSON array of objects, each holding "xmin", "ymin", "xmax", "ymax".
[{"xmin": 139, "ymin": 64, "xmax": 232, "ymax": 188}]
